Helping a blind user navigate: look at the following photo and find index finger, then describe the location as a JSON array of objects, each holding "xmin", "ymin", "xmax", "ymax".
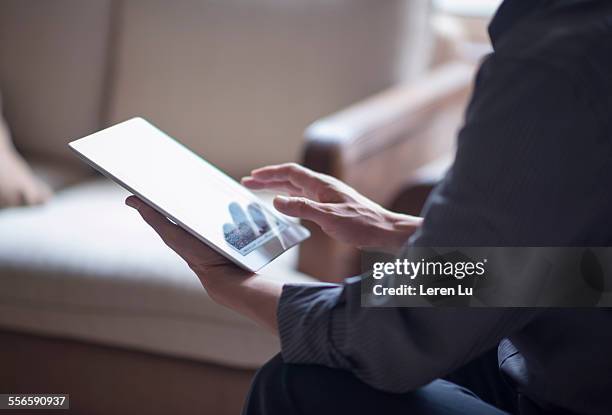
[{"xmin": 250, "ymin": 163, "xmax": 320, "ymax": 191}]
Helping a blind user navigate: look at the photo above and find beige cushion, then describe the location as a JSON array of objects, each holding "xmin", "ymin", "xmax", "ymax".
[
  {"xmin": 108, "ymin": 0, "xmax": 432, "ymax": 177},
  {"xmin": 28, "ymin": 157, "xmax": 95, "ymax": 192},
  {"xmin": 0, "ymin": 179, "xmax": 314, "ymax": 368},
  {"xmin": 0, "ymin": 98, "xmax": 52, "ymax": 207},
  {"xmin": 0, "ymin": 1, "xmax": 112, "ymax": 167}
]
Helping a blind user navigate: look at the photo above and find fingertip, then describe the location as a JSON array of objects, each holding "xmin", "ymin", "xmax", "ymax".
[
  {"xmin": 273, "ymin": 196, "xmax": 294, "ymax": 215},
  {"xmin": 250, "ymin": 165, "xmax": 274, "ymax": 177},
  {"xmin": 243, "ymin": 178, "xmax": 272, "ymax": 190},
  {"xmin": 241, "ymin": 176, "xmax": 256, "ymax": 187},
  {"xmin": 126, "ymin": 195, "xmax": 146, "ymax": 210},
  {"xmin": 273, "ymin": 195, "xmax": 290, "ymax": 207}
]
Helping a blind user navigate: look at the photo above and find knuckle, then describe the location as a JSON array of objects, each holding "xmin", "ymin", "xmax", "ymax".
[
  {"xmin": 314, "ymin": 171, "xmax": 333, "ymax": 184},
  {"xmin": 286, "ymin": 163, "xmax": 303, "ymax": 178},
  {"xmin": 295, "ymin": 197, "xmax": 308, "ymax": 211},
  {"xmin": 295, "ymin": 198, "xmax": 312, "ymax": 215},
  {"xmin": 140, "ymin": 210, "xmax": 157, "ymax": 223}
]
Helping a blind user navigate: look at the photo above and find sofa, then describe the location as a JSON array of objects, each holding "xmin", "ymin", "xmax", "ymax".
[{"xmin": 0, "ymin": 1, "xmax": 473, "ymax": 414}]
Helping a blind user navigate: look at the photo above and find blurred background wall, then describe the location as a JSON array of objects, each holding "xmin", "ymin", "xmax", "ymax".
[{"xmin": 0, "ymin": 0, "xmax": 432, "ymax": 179}]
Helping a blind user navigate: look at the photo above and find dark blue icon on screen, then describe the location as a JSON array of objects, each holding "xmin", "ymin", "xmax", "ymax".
[{"xmin": 223, "ymin": 202, "xmax": 276, "ymax": 251}]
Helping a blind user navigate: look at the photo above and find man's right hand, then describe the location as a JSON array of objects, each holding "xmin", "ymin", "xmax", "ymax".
[{"xmin": 242, "ymin": 163, "xmax": 422, "ymax": 252}]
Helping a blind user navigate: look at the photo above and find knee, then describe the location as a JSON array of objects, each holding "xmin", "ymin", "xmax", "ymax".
[
  {"xmin": 243, "ymin": 354, "xmax": 345, "ymax": 415},
  {"xmin": 244, "ymin": 354, "xmax": 382, "ymax": 415},
  {"xmin": 251, "ymin": 353, "xmax": 284, "ymax": 393},
  {"xmin": 242, "ymin": 354, "xmax": 288, "ymax": 415}
]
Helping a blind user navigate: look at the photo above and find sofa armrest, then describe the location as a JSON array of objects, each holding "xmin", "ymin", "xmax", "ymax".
[{"xmin": 298, "ymin": 62, "xmax": 474, "ymax": 279}]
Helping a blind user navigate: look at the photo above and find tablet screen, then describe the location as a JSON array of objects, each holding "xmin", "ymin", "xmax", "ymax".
[{"xmin": 69, "ymin": 118, "xmax": 310, "ymax": 271}]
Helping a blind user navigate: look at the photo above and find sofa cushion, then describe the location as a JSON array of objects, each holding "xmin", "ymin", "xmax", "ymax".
[
  {"xmin": 0, "ymin": 1, "xmax": 112, "ymax": 168},
  {"xmin": 0, "ymin": 179, "xmax": 313, "ymax": 368},
  {"xmin": 0, "ymin": 96, "xmax": 52, "ymax": 207},
  {"xmin": 28, "ymin": 158, "xmax": 95, "ymax": 192}
]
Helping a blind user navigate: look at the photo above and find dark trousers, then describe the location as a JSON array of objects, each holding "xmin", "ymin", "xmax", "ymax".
[{"xmin": 242, "ymin": 348, "xmax": 526, "ymax": 415}]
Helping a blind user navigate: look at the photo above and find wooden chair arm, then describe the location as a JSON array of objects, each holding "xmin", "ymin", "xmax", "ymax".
[
  {"xmin": 298, "ymin": 62, "xmax": 475, "ymax": 279},
  {"xmin": 303, "ymin": 61, "xmax": 473, "ymax": 203}
]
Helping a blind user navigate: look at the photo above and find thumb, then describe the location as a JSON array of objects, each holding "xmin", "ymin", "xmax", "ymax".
[{"xmin": 273, "ymin": 196, "xmax": 328, "ymax": 223}]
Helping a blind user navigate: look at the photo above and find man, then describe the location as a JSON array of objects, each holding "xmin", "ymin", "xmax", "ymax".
[{"xmin": 127, "ymin": 0, "xmax": 612, "ymax": 413}]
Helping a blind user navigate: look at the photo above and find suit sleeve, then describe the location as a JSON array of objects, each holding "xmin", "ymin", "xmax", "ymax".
[{"xmin": 277, "ymin": 57, "xmax": 605, "ymax": 392}]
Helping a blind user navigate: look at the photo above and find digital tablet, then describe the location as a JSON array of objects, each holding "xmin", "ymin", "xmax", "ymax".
[{"xmin": 69, "ymin": 117, "xmax": 310, "ymax": 272}]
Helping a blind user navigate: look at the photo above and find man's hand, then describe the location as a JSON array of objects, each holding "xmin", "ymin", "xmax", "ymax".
[
  {"xmin": 126, "ymin": 196, "xmax": 282, "ymax": 333},
  {"xmin": 242, "ymin": 163, "xmax": 422, "ymax": 252}
]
